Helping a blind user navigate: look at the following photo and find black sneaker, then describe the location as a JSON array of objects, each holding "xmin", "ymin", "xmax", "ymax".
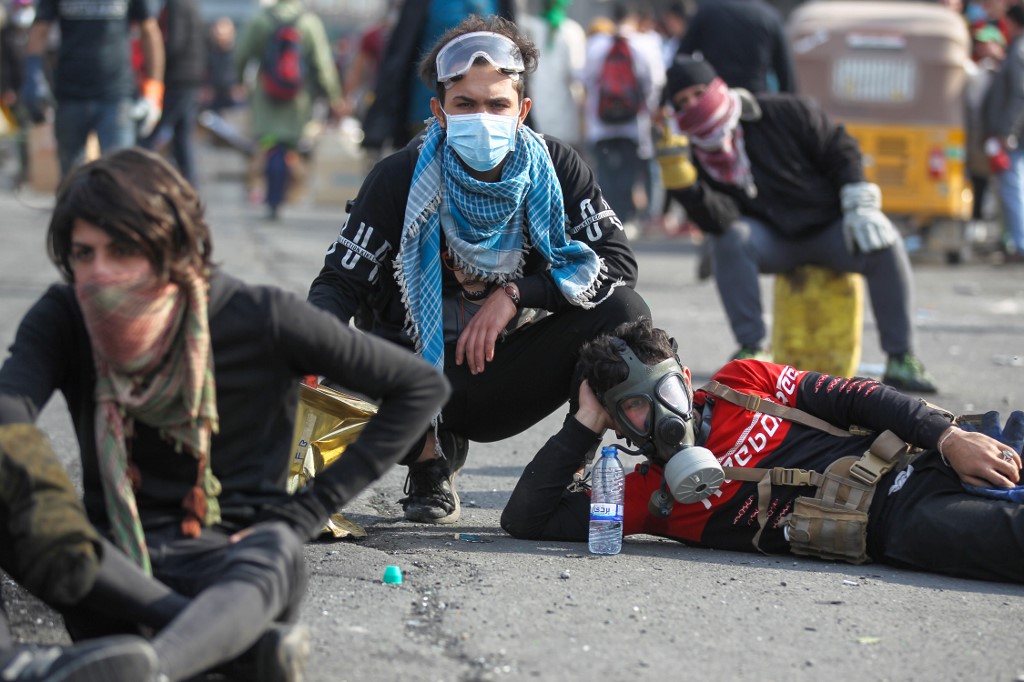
[
  {"xmin": 255, "ymin": 623, "xmax": 310, "ymax": 682},
  {"xmin": 399, "ymin": 432, "xmax": 468, "ymax": 525},
  {"xmin": 217, "ymin": 623, "xmax": 311, "ymax": 682},
  {"xmin": 214, "ymin": 622, "xmax": 309, "ymax": 679},
  {"xmin": 882, "ymin": 353, "xmax": 938, "ymax": 394},
  {"xmin": 0, "ymin": 635, "xmax": 158, "ymax": 682}
]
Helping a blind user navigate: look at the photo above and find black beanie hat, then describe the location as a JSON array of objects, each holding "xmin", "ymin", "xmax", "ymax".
[{"xmin": 664, "ymin": 55, "xmax": 718, "ymax": 102}]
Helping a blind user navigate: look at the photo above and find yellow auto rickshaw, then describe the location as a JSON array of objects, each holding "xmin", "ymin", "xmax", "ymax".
[{"xmin": 787, "ymin": 1, "xmax": 992, "ymax": 261}]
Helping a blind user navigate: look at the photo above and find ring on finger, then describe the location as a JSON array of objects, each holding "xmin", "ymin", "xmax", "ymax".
[{"xmin": 1000, "ymin": 449, "xmax": 1016, "ymax": 463}]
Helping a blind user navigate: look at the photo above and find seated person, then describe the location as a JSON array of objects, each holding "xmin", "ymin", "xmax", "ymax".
[
  {"xmin": 659, "ymin": 56, "xmax": 936, "ymax": 392},
  {"xmin": 502, "ymin": 318, "xmax": 1024, "ymax": 584},
  {"xmin": 0, "ymin": 149, "xmax": 450, "ymax": 681}
]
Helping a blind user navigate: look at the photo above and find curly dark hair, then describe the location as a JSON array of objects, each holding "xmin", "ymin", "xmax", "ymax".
[
  {"xmin": 48, "ymin": 148, "xmax": 213, "ymax": 284},
  {"xmin": 577, "ymin": 318, "xmax": 679, "ymax": 398},
  {"xmin": 419, "ymin": 15, "xmax": 539, "ymax": 105}
]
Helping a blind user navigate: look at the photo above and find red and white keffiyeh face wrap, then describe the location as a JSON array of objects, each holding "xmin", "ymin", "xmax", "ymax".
[{"xmin": 674, "ymin": 77, "xmax": 757, "ymax": 198}]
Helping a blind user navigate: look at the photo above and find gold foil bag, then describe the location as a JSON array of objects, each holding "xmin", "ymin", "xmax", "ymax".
[{"xmin": 289, "ymin": 382, "xmax": 378, "ymax": 538}]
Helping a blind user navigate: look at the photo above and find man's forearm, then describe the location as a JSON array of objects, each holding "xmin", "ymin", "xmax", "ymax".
[
  {"xmin": 138, "ymin": 18, "xmax": 165, "ymax": 82},
  {"xmin": 500, "ymin": 417, "xmax": 599, "ymax": 540}
]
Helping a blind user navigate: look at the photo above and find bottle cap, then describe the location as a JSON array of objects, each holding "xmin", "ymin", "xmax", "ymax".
[{"xmin": 382, "ymin": 565, "xmax": 403, "ymax": 584}]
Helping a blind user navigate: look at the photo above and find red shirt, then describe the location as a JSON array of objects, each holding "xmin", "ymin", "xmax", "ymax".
[{"xmin": 623, "ymin": 360, "xmax": 806, "ymax": 547}]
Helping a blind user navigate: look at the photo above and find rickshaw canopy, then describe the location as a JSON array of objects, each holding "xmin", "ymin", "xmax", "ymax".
[{"xmin": 788, "ymin": 1, "xmax": 970, "ymax": 125}]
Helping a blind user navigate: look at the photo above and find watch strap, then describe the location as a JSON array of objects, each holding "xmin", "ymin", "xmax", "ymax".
[{"xmin": 502, "ymin": 283, "xmax": 521, "ymax": 310}]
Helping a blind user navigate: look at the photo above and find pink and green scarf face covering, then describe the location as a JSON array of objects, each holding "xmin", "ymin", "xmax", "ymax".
[{"xmin": 76, "ymin": 268, "xmax": 220, "ymax": 574}]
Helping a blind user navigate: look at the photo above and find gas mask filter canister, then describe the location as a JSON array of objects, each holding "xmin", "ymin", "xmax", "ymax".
[{"xmin": 599, "ymin": 342, "xmax": 724, "ymax": 516}]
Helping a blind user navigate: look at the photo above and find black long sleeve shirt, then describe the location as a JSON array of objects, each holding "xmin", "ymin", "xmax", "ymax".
[
  {"xmin": 502, "ymin": 360, "xmax": 952, "ymax": 553},
  {"xmin": 0, "ymin": 271, "xmax": 449, "ymax": 540},
  {"xmin": 308, "ymin": 134, "xmax": 639, "ymax": 346},
  {"xmin": 671, "ymin": 94, "xmax": 864, "ymax": 239}
]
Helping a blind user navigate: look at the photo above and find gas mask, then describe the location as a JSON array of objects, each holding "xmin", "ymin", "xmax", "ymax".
[{"xmin": 599, "ymin": 341, "xmax": 724, "ymax": 517}]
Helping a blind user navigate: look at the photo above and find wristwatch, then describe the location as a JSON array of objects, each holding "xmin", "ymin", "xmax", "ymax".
[{"xmin": 502, "ymin": 283, "xmax": 521, "ymax": 310}]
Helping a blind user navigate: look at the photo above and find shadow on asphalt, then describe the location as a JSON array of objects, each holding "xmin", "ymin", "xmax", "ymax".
[{"xmin": 462, "ymin": 465, "xmax": 525, "ymax": 477}]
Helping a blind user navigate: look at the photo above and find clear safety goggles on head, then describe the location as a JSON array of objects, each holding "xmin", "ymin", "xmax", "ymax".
[
  {"xmin": 614, "ymin": 372, "xmax": 693, "ymax": 441},
  {"xmin": 435, "ymin": 31, "xmax": 525, "ymax": 87}
]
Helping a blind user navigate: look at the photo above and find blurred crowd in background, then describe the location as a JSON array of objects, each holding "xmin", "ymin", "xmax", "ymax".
[{"xmin": 0, "ymin": 0, "xmax": 1022, "ymax": 255}]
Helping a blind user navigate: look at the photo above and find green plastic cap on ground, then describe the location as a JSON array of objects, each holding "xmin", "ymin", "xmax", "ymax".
[{"xmin": 382, "ymin": 565, "xmax": 403, "ymax": 584}]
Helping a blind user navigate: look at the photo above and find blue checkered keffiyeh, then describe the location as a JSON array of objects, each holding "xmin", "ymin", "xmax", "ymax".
[{"xmin": 396, "ymin": 118, "xmax": 606, "ymax": 380}]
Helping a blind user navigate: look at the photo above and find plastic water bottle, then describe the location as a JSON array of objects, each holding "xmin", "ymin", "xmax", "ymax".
[{"xmin": 589, "ymin": 445, "xmax": 625, "ymax": 555}]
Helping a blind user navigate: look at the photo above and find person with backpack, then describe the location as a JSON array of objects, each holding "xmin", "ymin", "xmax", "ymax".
[
  {"xmin": 501, "ymin": 317, "xmax": 1024, "ymax": 584},
  {"xmin": 581, "ymin": 1, "xmax": 664, "ymax": 236},
  {"xmin": 308, "ymin": 15, "xmax": 650, "ymax": 526},
  {"xmin": 235, "ymin": 0, "xmax": 341, "ymax": 220}
]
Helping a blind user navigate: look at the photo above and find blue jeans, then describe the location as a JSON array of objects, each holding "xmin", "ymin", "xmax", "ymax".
[
  {"xmin": 592, "ymin": 138, "xmax": 641, "ymax": 224},
  {"xmin": 997, "ymin": 148, "xmax": 1024, "ymax": 252},
  {"xmin": 0, "ymin": 607, "xmax": 11, "ymax": 651},
  {"xmin": 54, "ymin": 98, "xmax": 136, "ymax": 177},
  {"xmin": 142, "ymin": 86, "xmax": 199, "ymax": 186},
  {"xmin": 264, "ymin": 144, "xmax": 290, "ymax": 212}
]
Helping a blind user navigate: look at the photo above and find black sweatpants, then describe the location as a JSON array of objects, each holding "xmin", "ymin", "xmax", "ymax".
[
  {"xmin": 439, "ymin": 285, "xmax": 650, "ymax": 444},
  {"xmin": 0, "ymin": 607, "xmax": 11, "ymax": 651},
  {"xmin": 869, "ymin": 451, "xmax": 1024, "ymax": 583},
  {"xmin": 62, "ymin": 522, "xmax": 307, "ymax": 681}
]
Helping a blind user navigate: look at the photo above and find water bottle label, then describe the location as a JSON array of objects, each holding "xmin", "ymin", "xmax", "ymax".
[{"xmin": 590, "ymin": 503, "xmax": 623, "ymax": 522}]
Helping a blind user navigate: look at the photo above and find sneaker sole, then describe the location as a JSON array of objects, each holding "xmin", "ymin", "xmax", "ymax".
[{"xmin": 49, "ymin": 637, "xmax": 158, "ymax": 682}]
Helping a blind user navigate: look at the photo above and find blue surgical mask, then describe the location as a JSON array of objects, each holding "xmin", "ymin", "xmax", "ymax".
[{"xmin": 442, "ymin": 107, "xmax": 520, "ymax": 172}]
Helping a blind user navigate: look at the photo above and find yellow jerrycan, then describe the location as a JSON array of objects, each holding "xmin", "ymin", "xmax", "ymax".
[{"xmin": 771, "ymin": 266, "xmax": 863, "ymax": 377}]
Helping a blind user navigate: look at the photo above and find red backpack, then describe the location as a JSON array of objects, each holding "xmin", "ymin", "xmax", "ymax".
[
  {"xmin": 260, "ymin": 18, "xmax": 305, "ymax": 102},
  {"xmin": 596, "ymin": 36, "xmax": 644, "ymax": 124}
]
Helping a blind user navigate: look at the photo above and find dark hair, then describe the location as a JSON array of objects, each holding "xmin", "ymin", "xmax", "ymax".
[
  {"xmin": 47, "ymin": 148, "xmax": 213, "ymax": 283},
  {"xmin": 664, "ymin": 1, "xmax": 689, "ymax": 19},
  {"xmin": 612, "ymin": 1, "xmax": 633, "ymax": 24},
  {"xmin": 1008, "ymin": 4, "xmax": 1024, "ymax": 28},
  {"xmin": 576, "ymin": 318, "xmax": 678, "ymax": 397},
  {"xmin": 419, "ymin": 15, "xmax": 539, "ymax": 105}
]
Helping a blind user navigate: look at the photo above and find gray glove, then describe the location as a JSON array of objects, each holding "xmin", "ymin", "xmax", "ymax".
[
  {"xmin": 133, "ymin": 96, "xmax": 163, "ymax": 139},
  {"xmin": 840, "ymin": 182, "xmax": 900, "ymax": 253}
]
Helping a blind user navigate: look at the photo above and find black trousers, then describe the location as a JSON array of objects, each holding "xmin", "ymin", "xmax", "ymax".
[
  {"xmin": 404, "ymin": 285, "xmax": 651, "ymax": 462},
  {"xmin": 0, "ymin": 607, "xmax": 11, "ymax": 651},
  {"xmin": 62, "ymin": 522, "xmax": 307, "ymax": 681},
  {"xmin": 869, "ymin": 451, "xmax": 1024, "ymax": 583}
]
